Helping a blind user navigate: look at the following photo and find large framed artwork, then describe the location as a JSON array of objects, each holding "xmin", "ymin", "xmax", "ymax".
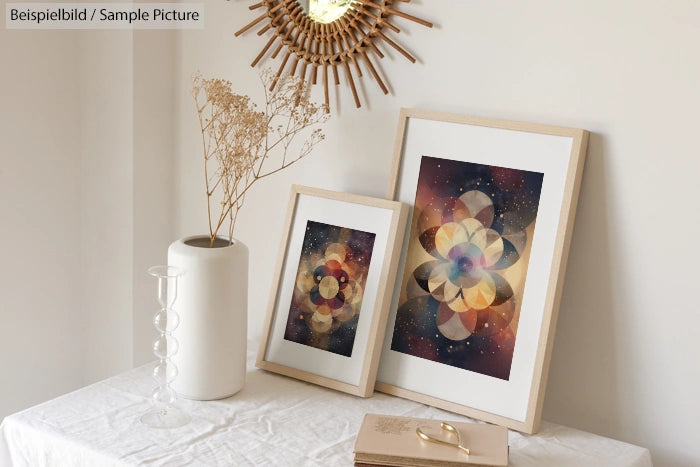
[
  {"xmin": 376, "ymin": 109, "xmax": 589, "ymax": 433},
  {"xmin": 258, "ymin": 185, "xmax": 408, "ymax": 397}
]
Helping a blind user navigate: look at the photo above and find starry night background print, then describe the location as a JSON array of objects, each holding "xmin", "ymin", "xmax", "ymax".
[
  {"xmin": 284, "ymin": 221, "xmax": 375, "ymax": 357},
  {"xmin": 390, "ymin": 156, "xmax": 544, "ymax": 380}
]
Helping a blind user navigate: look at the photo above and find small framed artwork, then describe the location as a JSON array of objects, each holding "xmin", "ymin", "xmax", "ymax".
[
  {"xmin": 257, "ymin": 185, "xmax": 408, "ymax": 397},
  {"xmin": 376, "ymin": 109, "xmax": 589, "ymax": 433}
]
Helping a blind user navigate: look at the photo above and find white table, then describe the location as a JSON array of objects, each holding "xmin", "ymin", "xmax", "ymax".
[{"xmin": 1, "ymin": 343, "xmax": 652, "ymax": 466}]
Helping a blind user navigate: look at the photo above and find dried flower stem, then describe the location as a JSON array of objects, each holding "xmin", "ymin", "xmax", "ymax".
[{"xmin": 193, "ymin": 69, "xmax": 329, "ymax": 247}]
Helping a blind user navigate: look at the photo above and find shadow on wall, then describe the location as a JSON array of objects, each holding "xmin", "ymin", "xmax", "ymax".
[
  {"xmin": 543, "ymin": 133, "xmax": 629, "ymax": 440},
  {"xmin": 541, "ymin": 131, "xmax": 700, "ymax": 465}
]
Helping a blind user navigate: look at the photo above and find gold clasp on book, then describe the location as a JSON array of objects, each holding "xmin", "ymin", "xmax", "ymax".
[{"xmin": 416, "ymin": 422, "xmax": 470, "ymax": 455}]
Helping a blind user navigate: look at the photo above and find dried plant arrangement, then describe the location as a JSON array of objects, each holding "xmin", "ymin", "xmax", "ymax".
[{"xmin": 193, "ymin": 69, "xmax": 329, "ymax": 247}]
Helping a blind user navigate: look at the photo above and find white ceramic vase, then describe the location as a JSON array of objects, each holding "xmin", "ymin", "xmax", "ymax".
[{"xmin": 167, "ymin": 235, "xmax": 248, "ymax": 400}]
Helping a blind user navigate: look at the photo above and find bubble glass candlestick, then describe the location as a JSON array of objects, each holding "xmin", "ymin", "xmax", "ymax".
[{"xmin": 141, "ymin": 265, "xmax": 190, "ymax": 429}]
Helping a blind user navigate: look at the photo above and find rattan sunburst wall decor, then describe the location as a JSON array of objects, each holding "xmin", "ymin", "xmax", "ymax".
[{"xmin": 234, "ymin": 0, "xmax": 433, "ymax": 111}]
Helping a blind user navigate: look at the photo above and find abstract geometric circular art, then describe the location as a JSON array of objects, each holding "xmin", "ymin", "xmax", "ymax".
[
  {"xmin": 284, "ymin": 220, "xmax": 376, "ymax": 357},
  {"xmin": 235, "ymin": 0, "xmax": 433, "ymax": 110},
  {"xmin": 391, "ymin": 156, "xmax": 545, "ymax": 380}
]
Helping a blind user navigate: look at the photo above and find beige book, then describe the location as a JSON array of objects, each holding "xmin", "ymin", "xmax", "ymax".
[{"xmin": 353, "ymin": 413, "xmax": 508, "ymax": 467}]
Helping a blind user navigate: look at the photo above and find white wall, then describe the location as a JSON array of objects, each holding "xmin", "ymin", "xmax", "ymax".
[
  {"xmin": 0, "ymin": 28, "xmax": 138, "ymax": 412},
  {"xmin": 1, "ymin": 27, "xmax": 175, "ymax": 417},
  {"xmin": 0, "ymin": 29, "xmax": 84, "ymax": 418},
  {"xmin": 173, "ymin": 1, "xmax": 700, "ymax": 466},
  {"xmin": 132, "ymin": 30, "xmax": 177, "ymax": 366},
  {"xmin": 79, "ymin": 31, "xmax": 135, "ymax": 383}
]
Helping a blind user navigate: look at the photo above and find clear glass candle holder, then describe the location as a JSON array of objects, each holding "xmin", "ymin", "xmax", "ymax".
[{"xmin": 140, "ymin": 265, "xmax": 190, "ymax": 429}]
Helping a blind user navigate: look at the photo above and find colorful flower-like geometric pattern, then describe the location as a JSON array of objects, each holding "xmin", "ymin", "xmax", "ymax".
[
  {"xmin": 413, "ymin": 190, "xmax": 527, "ymax": 341},
  {"xmin": 294, "ymin": 242, "xmax": 365, "ymax": 335}
]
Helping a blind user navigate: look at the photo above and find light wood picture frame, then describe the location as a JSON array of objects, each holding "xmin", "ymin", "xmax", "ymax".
[
  {"xmin": 257, "ymin": 185, "xmax": 408, "ymax": 396},
  {"xmin": 375, "ymin": 109, "xmax": 589, "ymax": 433}
]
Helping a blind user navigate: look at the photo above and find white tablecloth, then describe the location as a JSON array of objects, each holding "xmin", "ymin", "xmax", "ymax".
[{"xmin": 1, "ymin": 342, "xmax": 652, "ymax": 467}]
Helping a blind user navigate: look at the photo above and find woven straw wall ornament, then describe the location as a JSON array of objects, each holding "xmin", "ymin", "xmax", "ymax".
[{"xmin": 234, "ymin": 0, "xmax": 433, "ymax": 111}]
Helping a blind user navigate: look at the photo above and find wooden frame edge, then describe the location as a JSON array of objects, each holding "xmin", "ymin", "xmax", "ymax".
[
  {"xmin": 386, "ymin": 108, "xmax": 585, "ymax": 201},
  {"xmin": 374, "ymin": 381, "xmax": 532, "ymax": 432},
  {"xmin": 378, "ymin": 109, "xmax": 590, "ymax": 434},
  {"xmin": 361, "ymin": 200, "xmax": 409, "ymax": 396},
  {"xmin": 256, "ymin": 184, "xmax": 407, "ymax": 397},
  {"xmin": 525, "ymin": 129, "xmax": 590, "ymax": 433}
]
